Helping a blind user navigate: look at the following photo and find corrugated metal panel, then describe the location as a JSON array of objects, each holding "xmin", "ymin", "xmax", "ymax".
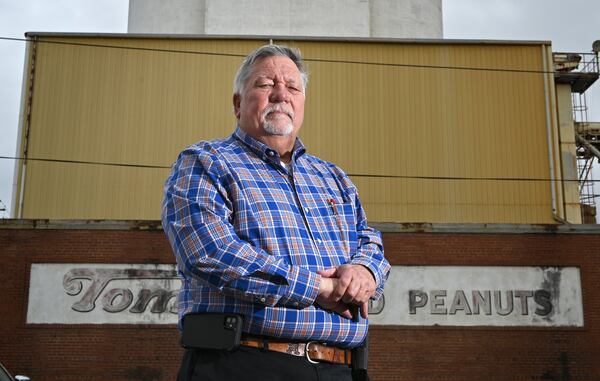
[
  {"xmin": 283, "ymin": 40, "xmax": 553, "ymax": 223},
  {"xmin": 19, "ymin": 36, "xmax": 557, "ymax": 223},
  {"xmin": 21, "ymin": 37, "xmax": 262, "ymax": 219}
]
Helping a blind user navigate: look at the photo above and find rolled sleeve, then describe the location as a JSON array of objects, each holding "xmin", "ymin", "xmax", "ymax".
[{"xmin": 348, "ymin": 196, "xmax": 390, "ymax": 300}]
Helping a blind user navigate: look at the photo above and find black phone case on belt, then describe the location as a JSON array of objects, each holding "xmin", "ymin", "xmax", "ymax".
[{"xmin": 181, "ymin": 313, "xmax": 243, "ymax": 351}]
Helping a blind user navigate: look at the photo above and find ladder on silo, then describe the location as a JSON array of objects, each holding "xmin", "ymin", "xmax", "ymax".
[
  {"xmin": 573, "ymin": 92, "xmax": 599, "ymax": 223},
  {"xmin": 554, "ymin": 50, "xmax": 600, "ymax": 223}
]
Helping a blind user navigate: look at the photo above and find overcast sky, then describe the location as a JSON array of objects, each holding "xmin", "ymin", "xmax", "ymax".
[{"xmin": 0, "ymin": 0, "xmax": 599, "ymax": 218}]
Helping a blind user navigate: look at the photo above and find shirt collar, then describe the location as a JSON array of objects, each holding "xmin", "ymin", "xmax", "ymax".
[{"xmin": 233, "ymin": 126, "xmax": 306, "ymax": 162}]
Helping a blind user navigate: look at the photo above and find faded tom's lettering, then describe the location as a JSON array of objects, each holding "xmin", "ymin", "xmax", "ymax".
[{"xmin": 63, "ymin": 268, "xmax": 179, "ymax": 314}]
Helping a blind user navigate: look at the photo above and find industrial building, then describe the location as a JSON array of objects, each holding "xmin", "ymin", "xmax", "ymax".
[
  {"xmin": 2, "ymin": 1, "xmax": 600, "ymax": 380},
  {"xmin": 10, "ymin": 34, "xmax": 599, "ymax": 224}
]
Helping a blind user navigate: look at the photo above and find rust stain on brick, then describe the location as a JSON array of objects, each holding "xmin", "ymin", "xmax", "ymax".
[
  {"xmin": 560, "ymin": 352, "xmax": 571, "ymax": 381},
  {"xmin": 541, "ymin": 224, "xmax": 560, "ymax": 234},
  {"xmin": 539, "ymin": 267, "xmax": 562, "ymax": 322},
  {"xmin": 399, "ymin": 223, "xmax": 430, "ymax": 233},
  {"xmin": 130, "ymin": 221, "xmax": 163, "ymax": 230}
]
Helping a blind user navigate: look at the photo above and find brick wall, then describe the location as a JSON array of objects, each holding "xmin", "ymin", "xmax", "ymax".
[
  {"xmin": 1, "ymin": 226, "xmax": 181, "ymax": 381},
  {"xmin": 1, "ymin": 221, "xmax": 598, "ymax": 381},
  {"xmin": 371, "ymin": 231, "xmax": 600, "ymax": 381}
]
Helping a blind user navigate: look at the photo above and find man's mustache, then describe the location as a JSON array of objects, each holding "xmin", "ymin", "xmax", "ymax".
[{"xmin": 262, "ymin": 103, "xmax": 294, "ymax": 121}]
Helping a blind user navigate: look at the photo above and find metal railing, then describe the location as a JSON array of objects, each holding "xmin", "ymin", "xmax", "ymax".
[{"xmin": 553, "ymin": 52, "xmax": 599, "ymax": 74}]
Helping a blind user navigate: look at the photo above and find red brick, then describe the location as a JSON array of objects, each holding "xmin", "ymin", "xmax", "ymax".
[{"xmin": 1, "ymin": 226, "xmax": 599, "ymax": 380}]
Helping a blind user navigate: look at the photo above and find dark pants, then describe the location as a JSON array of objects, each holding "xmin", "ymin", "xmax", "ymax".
[{"xmin": 178, "ymin": 346, "xmax": 360, "ymax": 381}]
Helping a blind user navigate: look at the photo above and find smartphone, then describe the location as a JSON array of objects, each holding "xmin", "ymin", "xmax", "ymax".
[{"xmin": 181, "ymin": 313, "xmax": 243, "ymax": 351}]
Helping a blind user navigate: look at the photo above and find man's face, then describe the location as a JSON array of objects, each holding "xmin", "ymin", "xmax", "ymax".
[{"xmin": 234, "ymin": 55, "xmax": 305, "ymax": 141}]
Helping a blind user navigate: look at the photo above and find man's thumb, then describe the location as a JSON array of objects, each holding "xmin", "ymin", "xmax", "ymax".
[{"xmin": 317, "ymin": 267, "xmax": 338, "ymax": 278}]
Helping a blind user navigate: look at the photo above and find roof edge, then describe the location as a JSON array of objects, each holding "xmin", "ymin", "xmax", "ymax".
[
  {"xmin": 1, "ymin": 219, "xmax": 598, "ymax": 234},
  {"xmin": 23, "ymin": 32, "xmax": 552, "ymax": 46}
]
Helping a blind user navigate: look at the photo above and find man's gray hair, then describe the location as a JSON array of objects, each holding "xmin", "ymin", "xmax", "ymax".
[{"xmin": 233, "ymin": 44, "xmax": 309, "ymax": 94}]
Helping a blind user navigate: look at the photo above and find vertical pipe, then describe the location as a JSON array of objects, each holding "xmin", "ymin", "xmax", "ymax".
[{"xmin": 542, "ymin": 45, "xmax": 560, "ymax": 220}]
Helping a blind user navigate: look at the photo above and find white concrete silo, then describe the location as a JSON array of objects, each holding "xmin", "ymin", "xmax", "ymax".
[{"xmin": 128, "ymin": 0, "xmax": 443, "ymax": 38}]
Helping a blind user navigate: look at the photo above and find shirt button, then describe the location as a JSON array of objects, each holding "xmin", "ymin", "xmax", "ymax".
[
  {"xmin": 293, "ymin": 302, "xmax": 299, "ymax": 307},
  {"xmin": 268, "ymin": 151, "xmax": 275, "ymax": 156},
  {"xmin": 304, "ymin": 207, "xmax": 310, "ymax": 214},
  {"xmin": 260, "ymin": 297, "xmax": 266, "ymax": 303},
  {"xmin": 316, "ymin": 238, "xmax": 322, "ymax": 244}
]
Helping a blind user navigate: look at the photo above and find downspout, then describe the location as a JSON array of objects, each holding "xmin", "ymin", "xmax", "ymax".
[{"xmin": 541, "ymin": 45, "xmax": 564, "ymax": 222}]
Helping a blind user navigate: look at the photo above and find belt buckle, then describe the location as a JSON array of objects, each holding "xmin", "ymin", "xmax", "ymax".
[{"xmin": 305, "ymin": 341, "xmax": 319, "ymax": 364}]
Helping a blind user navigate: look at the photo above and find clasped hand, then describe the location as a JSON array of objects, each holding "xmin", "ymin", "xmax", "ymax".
[{"xmin": 315, "ymin": 264, "xmax": 376, "ymax": 319}]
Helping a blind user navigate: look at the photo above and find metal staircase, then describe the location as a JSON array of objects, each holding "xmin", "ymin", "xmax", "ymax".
[{"xmin": 554, "ymin": 49, "xmax": 600, "ymax": 223}]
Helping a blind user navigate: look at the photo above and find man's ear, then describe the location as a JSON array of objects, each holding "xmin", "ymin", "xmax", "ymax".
[{"xmin": 233, "ymin": 93, "xmax": 241, "ymax": 119}]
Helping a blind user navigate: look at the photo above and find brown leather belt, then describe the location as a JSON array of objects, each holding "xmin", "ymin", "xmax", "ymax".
[{"xmin": 240, "ymin": 336, "xmax": 352, "ymax": 365}]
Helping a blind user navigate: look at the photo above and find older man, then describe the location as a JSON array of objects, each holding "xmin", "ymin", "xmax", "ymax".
[{"xmin": 162, "ymin": 44, "xmax": 390, "ymax": 381}]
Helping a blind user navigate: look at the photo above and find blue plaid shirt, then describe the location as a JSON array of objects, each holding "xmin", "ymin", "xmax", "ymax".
[{"xmin": 162, "ymin": 127, "xmax": 390, "ymax": 348}]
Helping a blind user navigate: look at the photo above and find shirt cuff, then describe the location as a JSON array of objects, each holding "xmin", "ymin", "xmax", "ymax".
[{"xmin": 276, "ymin": 265, "xmax": 321, "ymax": 308}]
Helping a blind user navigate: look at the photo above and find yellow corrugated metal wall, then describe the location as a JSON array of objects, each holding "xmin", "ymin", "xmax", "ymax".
[{"xmin": 16, "ymin": 36, "xmax": 558, "ymax": 223}]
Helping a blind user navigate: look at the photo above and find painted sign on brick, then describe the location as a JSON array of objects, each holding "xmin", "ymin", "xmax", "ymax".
[
  {"xmin": 27, "ymin": 264, "xmax": 583, "ymax": 326},
  {"xmin": 368, "ymin": 266, "xmax": 584, "ymax": 327},
  {"xmin": 27, "ymin": 263, "xmax": 180, "ymax": 324}
]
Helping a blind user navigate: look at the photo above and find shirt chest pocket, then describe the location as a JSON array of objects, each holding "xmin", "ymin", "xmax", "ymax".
[{"xmin": 313, "ymin": 198, "xmax": 357, "ymax": 257}]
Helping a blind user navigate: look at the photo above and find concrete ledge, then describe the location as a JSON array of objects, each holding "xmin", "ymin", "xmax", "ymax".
[
  {"xmin": 1, "ymin": 219, "xmax": 599, "ymax": 234},
  {"xmin": 0, "ymin": 219, "xmax": 163, "ymax": 231},
  {"xmin": 371, "ymin": 222, "xmax": 600, "ymax": 234}
]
